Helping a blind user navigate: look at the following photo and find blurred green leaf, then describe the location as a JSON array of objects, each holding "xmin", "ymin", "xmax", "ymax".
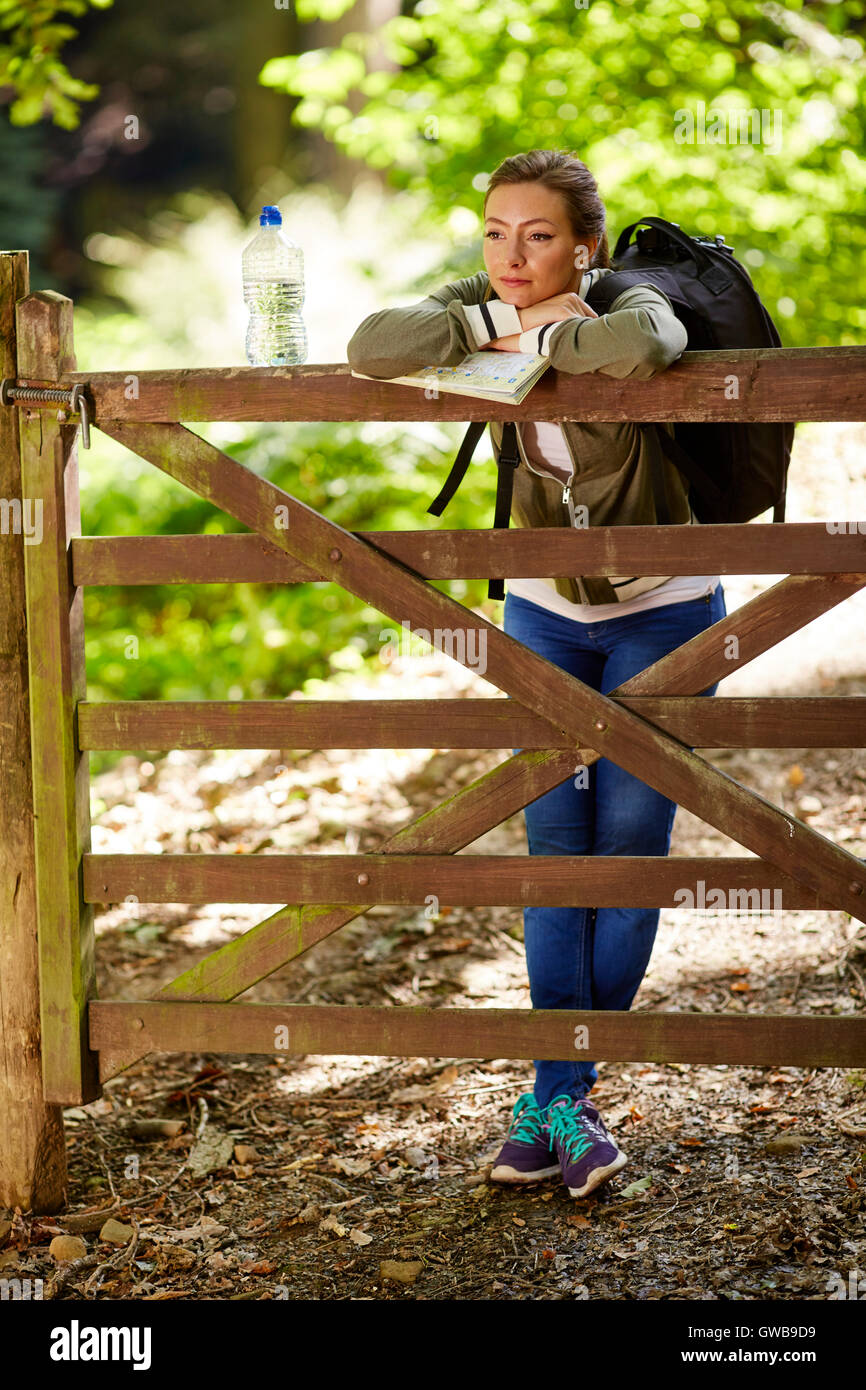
[
  {"xmin": 260, "ymin": 0, "xmax": 866, "ymax": 347},
  {"xmin": 0, "ymin": 0, "xmax": 111, "ymax": 126}
]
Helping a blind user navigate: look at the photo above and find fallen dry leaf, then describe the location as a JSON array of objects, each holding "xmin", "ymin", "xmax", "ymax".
[
  {"xmin": 187, "ymin": 1130, "xmax": 234, "ymax": 1178},
  {"xmin": 380, "ymin": 1259, "xmax": 422, "ymax": 1285},
  {"xmin": 619, "ymin": 1176, "xmax": 652, "ymax": 1199},
  {"xmin": 320, "ymin": 1214, "xmax": 347, "ymax": 1237},
  {"xmin": 329, "ymin": 1155, "xmax": 372, "ymax": 1176}
]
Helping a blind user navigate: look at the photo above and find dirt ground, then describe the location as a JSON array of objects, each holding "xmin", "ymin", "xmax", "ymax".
[{"xmin": 2, "ymin": 423, "xmax": 865, "ymax": 1302}]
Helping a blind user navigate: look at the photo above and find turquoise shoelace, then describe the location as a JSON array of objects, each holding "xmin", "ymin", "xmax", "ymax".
[
  {"xmin": 509, "ymin": 1092, "xmax": 547, "ymax": 1144},
  {"xmin": 546, "ymin": 1097, "xmax": 595, "ymax": 1162}
]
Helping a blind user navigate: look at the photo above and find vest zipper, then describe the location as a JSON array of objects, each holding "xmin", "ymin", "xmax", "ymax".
[
  {"xmin": 513, "ymin": 422, "xmax": 578, "ymax": 520},
  {"xmin": 511, "ymin": 422, "xmax": 591, "ymax": 603}
]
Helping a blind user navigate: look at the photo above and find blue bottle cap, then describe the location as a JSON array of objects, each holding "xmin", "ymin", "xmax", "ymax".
[{"xmin": 260, "ymin": 205, "xmax": 282, "ymax": 225}]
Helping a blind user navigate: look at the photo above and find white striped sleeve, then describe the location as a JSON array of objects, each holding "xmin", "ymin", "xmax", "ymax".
[
  {"xmin": 517, "ymin": 319, "xmax": 573, "ymax": 356},
  {"xmin": 463, "ymin": 299, "xmax": 523, "ymax": 348}
]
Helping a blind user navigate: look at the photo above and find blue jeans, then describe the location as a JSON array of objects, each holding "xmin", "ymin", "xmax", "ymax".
[{"xmin": 502, "ymin": 584, "xmax": 728, "ymax": 1108}]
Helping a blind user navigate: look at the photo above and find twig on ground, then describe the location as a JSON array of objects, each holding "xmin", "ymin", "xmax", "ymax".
[
  {"xmin": 837, "ymin": 1102, "xmax": 866, "ymax": 1137},
  {"xmin": 119, "ymin": 1162, "xmax": 189, "ymax": 1209},
  {"xmin": 636, "ymin": 1178, "xmax": 681, "ymax": 1232},
  {"xmin": 85, "ymin": 1117, "xmax": 118, "ymax": 1202},
  {"xmin": 83, "ymin": 1221, "xmax": 140, "ymax": 1296},
  {"xmin": 304, "ymin": 1173, "xmax": 352, "ymax": 1197},
  {"xmin": 195, "ymin": 1096, "xmax": 209, "ymax": 1141},
  {"xmin": 248, "ymin": 1106, "xmax": 286, "ymax": 1135},
  {"xmin": 44, "ymin": 1252, "xmax": 102, "ymax": 1300}
]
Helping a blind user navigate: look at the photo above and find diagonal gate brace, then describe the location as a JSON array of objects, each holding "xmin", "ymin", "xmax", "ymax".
[
  {"xmin": 96, "ymin": 420, "xmax": 866, "ymax": 926},
  {"xmin": 94, "ymin": 553, "xmax": 866, "ymax": 1081}
]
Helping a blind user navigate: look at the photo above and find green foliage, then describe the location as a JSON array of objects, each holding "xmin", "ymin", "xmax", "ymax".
[
  {"xmin": 81, "ymin": 414, "xmax": 495, "ymax": 778},
  {"xmin": 71, "ymin": 190, "xmax": 498, "ymax": 780},
  {"xmin": 264, "ymin": 0, "xmax": 866, "ymax": 346},
  {"xmin": 0, "ymin": 0, "xmax": 112, "ymax": 128},
  {"xmin": 81, "ymin": 417, "xmax": 493, "ymax": 711}
]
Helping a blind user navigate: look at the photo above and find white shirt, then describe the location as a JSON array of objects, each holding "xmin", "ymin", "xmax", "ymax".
[{"xmin": 506, "ymin": 420, "xmax": 719, "ymax": 622}]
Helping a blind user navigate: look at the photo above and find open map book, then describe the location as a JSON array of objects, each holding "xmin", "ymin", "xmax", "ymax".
[{"xmin": 351, "ymin": 349, "xmax": 551, "ymax": 405}]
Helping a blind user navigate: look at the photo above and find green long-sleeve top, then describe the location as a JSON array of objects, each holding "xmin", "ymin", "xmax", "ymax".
[{"xmin": 346, "ymin": 267, "xmax": 695, "ymax": 605}]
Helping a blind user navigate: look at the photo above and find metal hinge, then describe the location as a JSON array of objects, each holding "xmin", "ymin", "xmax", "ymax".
[{"xmin": 0, "ymin": 379, "xmax": 91, "ymax": 448}]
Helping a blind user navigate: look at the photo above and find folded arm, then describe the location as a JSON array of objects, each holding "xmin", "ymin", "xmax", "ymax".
[
  {"xmin": 515, "ymin": 283, "xmax": 688, "ymax": 378},
  {"xmin": 346, "ymin": 270, "xmax": 520, "ymax": 379},
  {"xmin": 346, "ymin": 274, "xmax": 687, "ymax": 381}
]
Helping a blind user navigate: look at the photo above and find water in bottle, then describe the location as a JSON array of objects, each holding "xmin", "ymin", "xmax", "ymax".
[{"xmin": 242, "ymin": 205, "xmax": 308, "ymax": 365}]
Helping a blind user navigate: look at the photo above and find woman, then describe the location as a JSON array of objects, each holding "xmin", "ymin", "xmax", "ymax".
[{"xmin": 347, "ymin": 149, "xmax": 726, "ymax": 1200}]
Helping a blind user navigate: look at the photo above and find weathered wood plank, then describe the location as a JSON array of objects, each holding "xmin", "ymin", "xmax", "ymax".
[
  {"xmin": 0, "ymin": 253, "xmax": 68, "ymax": 1211},
  {"xmin": 77, "ymin": 696, "xmax": 866, "ymax": 750},
  {"xmin": 43, "ymin": 345, "xmax": 866, "ymax": 421},
  {"xmin": 18, "ymin": 291, "xmax": 100, "ymax": 1107},
  {"xmin": 95, "ymin": 750, "xmax": 581, "ymax": 1082},
  {"xmin": 90, "ymin": 1001, "xmax": 866, "ymax": 1068},
  {"xmin": 83, "ymin": 853, "xmax": 821, "ymax": 908},
  {"xmin": 621, "ymin": 574, "xmax": 866, "ymax": 697},
  {"xmin": 71, "ymin": 528, "xmax": 866, "ymax": 586},
  {"xmin": 97, "ymin": 568, "xmax": 864, "ymax": 1082},
  {"xmin": 95, "ymin": 420, "xmax": 866, "ymax": 923}
]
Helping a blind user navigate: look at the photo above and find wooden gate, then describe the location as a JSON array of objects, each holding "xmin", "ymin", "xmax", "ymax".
[{"xmin": 2, "ymin": 249, "xmax": 866, "ymax": 1210}]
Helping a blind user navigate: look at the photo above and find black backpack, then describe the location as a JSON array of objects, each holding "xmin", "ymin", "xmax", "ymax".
[{"xmin": 428, "ymin": 216, "xmax": 795, "ymax": 601}]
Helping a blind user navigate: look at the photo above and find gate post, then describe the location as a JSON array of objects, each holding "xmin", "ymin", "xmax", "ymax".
[
  {"xmin": 0, "ymin": 251, "xmax": 67, "ymax": 1212},
  {"xmin": 17, "ymin": 288, "xmax": 100, "ymax": 1115}
]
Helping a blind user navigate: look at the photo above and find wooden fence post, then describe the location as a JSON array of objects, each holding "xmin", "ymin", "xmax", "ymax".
[
  {"xmin": 17, "ymin": 288, "xmax": 100, "ymax": 1114},
  {"xmin": 0, "ymin": 251, "xmax": 67, "ymax": 1212}
]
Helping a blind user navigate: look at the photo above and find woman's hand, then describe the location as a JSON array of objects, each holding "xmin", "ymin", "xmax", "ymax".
[
  {"xmin": 488, "ymin": 292, "xmax": 599, "ymax": 350},
  {"xmin": 518, "ymin": 293, "xmax": 599, "ymax": 331}
]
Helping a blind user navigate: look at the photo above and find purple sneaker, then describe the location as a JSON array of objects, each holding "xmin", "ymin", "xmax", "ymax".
[
  {"xmin": 489, "ymin": 1093, "xmax": 560, "ymax": 1183},
  {"xmin": 546, "ymin": 1093, "xmax": 628, "ymax": 1197}
]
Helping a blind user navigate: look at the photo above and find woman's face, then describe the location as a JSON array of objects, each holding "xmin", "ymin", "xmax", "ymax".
[{"xmin": 482, "ymin": 181, "xmax": 598, "ymax": 307}]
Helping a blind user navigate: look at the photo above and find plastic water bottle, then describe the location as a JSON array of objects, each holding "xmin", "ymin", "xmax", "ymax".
[{"xmin": 242, "ymin": 205, "xmax": 308, "ymax": 365}]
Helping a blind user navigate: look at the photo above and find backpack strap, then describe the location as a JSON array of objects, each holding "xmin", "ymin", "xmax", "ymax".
[
  {"xmin": 653, "ymin": 424, "xmax": 727, "ymax": 515},
  {"xmin": 427, "ymin": 278, "xmax": 497, "ymax": 518},
  {"xmin": 487, "ymin": 421, "xmax": 520, "ymax": 601},
  {"xmin": 427, "ymin": 419, "xmax": 487, "ymax": 517},
  {"xmin": 427, "ymin": 419, "xmax": 519, "ymax": 601},
  {"xmin": 645, "ymin": 427, "xmax": 673, "ymax": 525}
]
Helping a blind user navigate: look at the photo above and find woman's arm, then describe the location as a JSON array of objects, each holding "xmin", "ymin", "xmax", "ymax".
[
  {"xmin": 513, "ymin": 284, "xmax": 688, "ymax": 379},
  {"xmin": 346, "ymin": 270, "xmax": 523, "ymax": 379}
]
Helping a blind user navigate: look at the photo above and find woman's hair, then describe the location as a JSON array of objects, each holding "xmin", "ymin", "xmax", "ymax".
[{"xmin": 483, "ymin": 149, "xmax": 610, "ymax": 269}]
